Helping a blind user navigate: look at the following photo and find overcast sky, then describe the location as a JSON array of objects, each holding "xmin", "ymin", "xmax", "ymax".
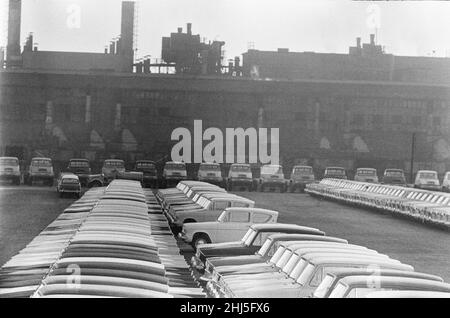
[{"xmin": 1, "ymin": 0, "xmax": 450, "ymax": 60}]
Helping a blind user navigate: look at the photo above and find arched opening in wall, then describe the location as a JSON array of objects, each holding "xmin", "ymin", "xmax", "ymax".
[
  {"xmin": 433, "ymin": 138, "xmax": 450, "ymax": 161},
  {"xmin": 121, "ymin": 129, "xmax": 137, "ymax": 152},
  {"xmin": 353, "ymin": 136, "xmax": 369, "ymax": 153},
  {"xmin": 90, "ymin": 130, "xmax": 105, "ymax": 150},
  {"xmin": 319, "ymin": 137, "xmax": 331, "ymax": 150},
  {"xmin": 52, "ymin": 126, "xmax": 68, "ymax": 147}
]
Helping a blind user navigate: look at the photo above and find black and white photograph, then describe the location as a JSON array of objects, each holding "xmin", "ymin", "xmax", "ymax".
[{"xmin": 0, "ymin": 0, "xmax": 449, "ymax": 302}]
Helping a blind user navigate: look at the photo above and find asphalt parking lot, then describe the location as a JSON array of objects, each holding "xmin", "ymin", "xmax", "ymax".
[
  {"xmin": 0, "ymin": 185, "xmax": 77, "ymax": 266},
  {"xmin": 1, "ymin": 185, "xmax": 449, "ymax": 282},
  {"xmin": 233, "ymin": 191, "xmax": 450, "ymax": 282}
]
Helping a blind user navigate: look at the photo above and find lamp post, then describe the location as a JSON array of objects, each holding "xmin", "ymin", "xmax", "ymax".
[{"xmin": 409, "ymin": 132, "xmax": 416, "ymax": 184}]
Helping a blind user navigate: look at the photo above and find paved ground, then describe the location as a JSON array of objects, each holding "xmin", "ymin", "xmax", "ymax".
[
  {"xmin": 233, "ymin": 191, "xmax": 450, "ymax": 282},
  {"xmin": 1, "ymin": 185, "xmax": 449, "ymax": 282},
  {"xmin": 0, "ymin": 185, "xmax": 76, "ymax": 266}
]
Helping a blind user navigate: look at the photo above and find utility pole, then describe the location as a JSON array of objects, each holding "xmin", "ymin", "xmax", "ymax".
[{"xmin": 410, "ymin": 132, "xmax": 416, "ymax": 184}]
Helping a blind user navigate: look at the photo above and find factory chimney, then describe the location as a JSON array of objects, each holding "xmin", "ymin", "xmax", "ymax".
[
  {"xmin": 119, "ymin": 1, "xmax": 135, "ymax": 72},
  {"xmin": 370, "ymin": 34, "xmax": 375, "ymax": 45},
  {"xmin": 356, "ymin": 37, "xmax": 361, "ymax": 49},
  {"xmin": 6, "ymin": 0, "xmax": 22, "ymax": 67},
  {"xmin": 187, "ymin": 23, "xmax": 192, "ymax": 35}
]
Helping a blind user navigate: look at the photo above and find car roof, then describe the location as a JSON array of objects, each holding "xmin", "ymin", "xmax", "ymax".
[
  {"xmin": 326, "ymin": 268, "xmax": 442, "ymax": 282},
  {"xmin": 0, "ymin": 156, "xmax": 19, "ymax": 160},
  {"xmin": 417, "ymin": 170, "xmax": 437, "ymax": 173},
  {"xmin": 250, "ymin": 223, "xmax": 323, "ymax": 234},
  {"xmin": 165, "ymin": 161, "xmax": 185, "ymax": 165},
  {"xmin": 356, "ymin": 168, "xmax": 376, "ymax": 171},
  {"xmin": 293, "ymin": 165, "xmax": 312, "ymax": 169},
  {"xmin": 104, "ymin": 159, "xmax": 124, "ymax": 162},
  {"xmin": 385, "ymin": 168, "xmax": 404, "ymax": 172},
  {"xmin": 326, "ymin": 167, "xmax": 345, "ymax": 170},
  {"xmin": 338, "ymin": 276, "xmax": 450, "ymax": 290},
  {"xmin": 200, "ymin": 162, "xmax": 220, "ymax": 166},
  {"xmin": 70, "ymin": 158, "xmax": 89, "ymax": 162},
  {"xmin": 365, "ymin": 290, "xmax": 450, "ymax": 298},
  {"xmin": 270, "ymin": 235, "xmax": 347, "ymax": 244},
  {"xmin": 306, "ymin": 255, "xmax": 410, "ymax": 268},
  {"xmin": 224, "ymin": 207, "xmax": 278, "ymax": 216},
  {"xmin": 230, "ymin": 163, "xmax": 250, "ymax": 167},
  {"xmin": 31, "ymin": 157, "xmax": 52, "ymax": 160},
  {"xmin": 136, "ymin": 160, "xmax": 155, "ymax": 164}
]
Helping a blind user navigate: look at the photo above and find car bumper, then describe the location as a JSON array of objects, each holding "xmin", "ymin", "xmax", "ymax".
[{"xmin": 0, "ymin": 174, "xmax": 20, "ymax": 180}]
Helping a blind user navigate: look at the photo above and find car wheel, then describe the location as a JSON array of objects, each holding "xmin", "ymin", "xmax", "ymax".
[{"xmin": 192, "ymin": 234, "xmax": 211, "ymax": 249}]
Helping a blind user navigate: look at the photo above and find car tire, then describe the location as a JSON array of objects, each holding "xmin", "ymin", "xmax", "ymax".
[{"xmin": 192, "ymin": 234, "xmax": 211, "ymax": 249}]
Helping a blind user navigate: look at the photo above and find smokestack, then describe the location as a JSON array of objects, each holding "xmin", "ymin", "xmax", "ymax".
[
  {"xmin": 370, "ymin": 34, "xmax": 375, "ymax": 45},
  {"xmin": 120, "ymin": 1, "xmax": 135, "ymax": 71},
  {"xmin": 177, "ymin": 27, "xmax": 182, "ymax": 34},
  {"xmin": 187, "ymin": 23, "xmax": 192, "ymax": 35},
  {"xmin": 356, "ymin": 37, "xmax": 361, "ymax": 48},
  {"xmin": 109, "ymin": 41, "xmax": 115, "ymax": 55},
  {"xmin": 6, "ymin": 0, "xmax": 21, "ymax": 65}
]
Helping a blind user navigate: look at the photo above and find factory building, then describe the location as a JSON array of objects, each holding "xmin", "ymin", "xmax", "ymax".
[{"xmin": 1, "ymin": 0, "xmax": 450, "ymax": 177}]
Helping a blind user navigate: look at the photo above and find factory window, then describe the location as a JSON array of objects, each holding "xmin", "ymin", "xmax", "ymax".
[
  {"xmin": 371, "ymin": 114, "xmax": 383, "ymax": 128},
  {"xmin": 71, "ymin": 105, "xmax": 83, "ymax": 123},
  {"xmin": 55, "ymin": 104, "xmax": 71, "ymax": 123},
  {"xmin": 158, "ymin": 107, "xmax": 170, "ymax": 117},
  {"xmin": 123, "ymin": 107, "xmax": 137, "ymax": 124},
  {"xmin": 411, "ymin": 116, "xmax": 422, "ymax": 126}
]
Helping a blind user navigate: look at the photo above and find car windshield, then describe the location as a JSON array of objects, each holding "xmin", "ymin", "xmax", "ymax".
[
  {"xmin": 419, "ymin": 172, "xmax": 437, "ymax": 179},
  {"xmin": 357, "ymin": 169, "xmax": 376, "ymax": 176},
  {"xmin": 296, "ymin": 263, "xmax": 315, "ymax": 286},
  {"xmin": 290, "ymin": 259, "xmax": 308, "ymax": 280},
  {"xmin": 136, "ymin": 162, "xmax": 155, "ymax": 169},
  {"xmin": 313, "ymin": 274, "xmax": 335, "ymax": 298},
  {"xmin": 244, "ymin": 230, "xmax": 260, "ymax": 246},
  {"xmin": 165, "ymin": 163, "xmax": 185, "ymax": 170},
  {"xmin": 62, "ymin": 178, "xmax": 79, "ymax": 184},
  {"xmin": 328, "ymin": 282, "xmax": 349, "ymax": 298},
  {"xmin": 294, "ymin": 167, "xmax": 312, "ymax": 174},
  {"xmin": 104, "ymin": 161, "xmax": 124, "ymax": 168},
  {"xmin": 257, "ymin": 238, "xmax": 273, "ymax": 256},
  {"xmin": 69, "ymin": 161, "xmax": 89, "ymax": 167},
  {"xmin": 326, "ymin": 168, "xmax": 345, "ymax": 175},
  {"xmin": 31, "ymin": 159, "xmax": 52, "ymax": 167},
  {"xmin": 231, "ymin": 165, "xmax": 251, "ymax": 172},
  {"xmin": 385, "ymin": 170, "xmax": 404, "ymax": 177},
  {"xmin": 199, "ymin": 164, "xmax": 220, "ymax": 171},
  {"xmin": 217, "ymin": 211, "xmax": 228, "ymax": 222},
  {"xmin": 241, "ymin": 228, "xmax": 254, "ymax": 243},
  {"xmin": 261, "ymin": 165, "xmax": 283, "ymax": 174},
  {"xmin": 0, "ymin": 158, "xmax": 18, "ymax": 165}
]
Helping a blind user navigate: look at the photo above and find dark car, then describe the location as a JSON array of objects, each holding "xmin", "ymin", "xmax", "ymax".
[
  {"xmin": 382, "ymin": 168, "xmax": 407, "ymax": 186},
  {"xmin": 191, "ymin": 223, "xmax": 325, "ymax": 272},
  {"xmin": 134, "ymin": 160, "xmax": 158, "ymax": 188},
  {"xmin": 67, "ymin": 158, "xmax": 91, "ymax": 186},
  {"xmin": 56, "ymin": 173, "xmax": 81, "ymax": 198}
]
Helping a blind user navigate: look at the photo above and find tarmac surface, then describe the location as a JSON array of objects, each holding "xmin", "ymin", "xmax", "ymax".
[{"xmin": 0, "ymin": 185, "xmax": 448, "ymax": 282}]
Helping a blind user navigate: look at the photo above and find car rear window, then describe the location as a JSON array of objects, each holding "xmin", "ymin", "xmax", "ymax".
[
  {"xmin": 136, "ymin": 162, "xmax": 155, "ymax": 169},
  {"xmin": 385, "ymin": 170, "xmax": 404, "ymax": 177},
  {"xmin": 326, "ymin": 168, "xmax": 345, "ymax": 175},
  {"xmin": 294, "ymin": 167, "xmax": 312, "ymax": 174},
  {"xmin": 69, "ymin": 161, "xmax": 89, "ymax": 167},
  {"xmin": 230, "ymin": 165, "xmax": 251, "ymax": 172},
  {"xmin": 165, "ymin": 163, "xmax": 185, "ymax": 170},
  {"xmin": 31, "ymin": 159, "xmax": 52, "ymax": 166},
  {"xmin": 419, "ymin": 172, "xmax": 437, "ymax": 179},
  {"xmin": 104, "ymin": 161, "xmax": 124, "ymax": 168},
  {"xmin": 0, "ymin": 158, "xmax": 18, "ymax": 165},
  {"xmin": 261, "ymin": 165, "xmax": 283, "ymax": 174},
  {"xmin": 62, "ymin": 178, "xmax": 79, "ymax": 184},
  {"xmin": 199, "ymin": 164, "xmax": 220, "ymax": 171},
  {"xmin": 357, "ymin": 169, "xmax": 376, "ymax": 176}
]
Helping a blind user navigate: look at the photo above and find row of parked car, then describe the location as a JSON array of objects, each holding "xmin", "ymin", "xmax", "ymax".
[
  {"xmin": 306, "ymin": 179, "xmax": 450, "ymax": 228},
  {"xmin": 0, "ymin": 180, "xmax": 205, "ymax": 298},
  {"xmin": 155, "ymin": 181, "xmax": 450, "ymax": 298}
]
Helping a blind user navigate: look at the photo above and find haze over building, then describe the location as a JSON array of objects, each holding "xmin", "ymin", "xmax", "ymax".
[{"xmin": 1, "ymin": 0, "xmax": 450, "ymax": 177}]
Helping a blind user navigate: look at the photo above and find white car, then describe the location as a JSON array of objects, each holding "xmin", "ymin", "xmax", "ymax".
[
  {"xmin": 180, "ymin": 207, "xmax": 278, "ymax": 248},
  {"xmin": 414, "ymin": 170, "xmax": 441, "ymax": 191}
]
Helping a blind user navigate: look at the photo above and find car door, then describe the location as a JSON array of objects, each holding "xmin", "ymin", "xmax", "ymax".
[{"xmin": 215, "ymin": 210, "xmax": 251, "ymax": 242}]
